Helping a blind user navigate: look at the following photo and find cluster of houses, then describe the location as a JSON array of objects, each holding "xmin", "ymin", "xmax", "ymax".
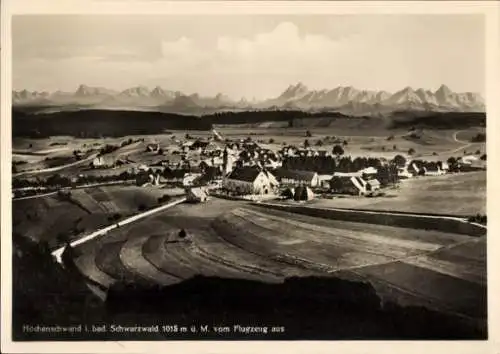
[{"xmin": 89, "ymin": 129, "xmax": 484, "ymax": 200}]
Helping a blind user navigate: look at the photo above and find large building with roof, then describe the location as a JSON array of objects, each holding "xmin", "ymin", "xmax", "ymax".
[{"xmin": 222, "ymin": 166, "xmax": 278, "ymax": 195}]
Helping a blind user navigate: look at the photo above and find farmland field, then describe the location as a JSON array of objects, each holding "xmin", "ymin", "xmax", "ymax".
[
  {"xmin": 310, "ymin": 171, "xmax": 486, "ymax": 216},
  {"xmin": 12, "ymin": 196, "xmax": 92, "ymax": 247},
  {"xmin": 71, "ymin": 198, "xmax": 486, "ymax": 322},
  {"xmin": 12, "ymin": 125, "xmax": 485, "ymax": 180},
  {"xmin": 13, "ymin": 185, "xmax": 186, "ymax": 249}
]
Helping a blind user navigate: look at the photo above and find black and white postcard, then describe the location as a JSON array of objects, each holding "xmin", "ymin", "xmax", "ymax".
[{"xmin": 1, "ymin": 1, "xmax": 498, "ymax": 353}]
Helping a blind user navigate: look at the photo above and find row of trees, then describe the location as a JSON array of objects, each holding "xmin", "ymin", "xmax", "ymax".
[{"xmin": 282, "ymin": 156, "xmax": 387, "ymax": 174}]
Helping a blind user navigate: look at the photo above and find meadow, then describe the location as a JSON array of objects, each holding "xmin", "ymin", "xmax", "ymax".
[
  {"xmin": 311, "ymin": 171, "xmax": 486, "ymax": 216},
  {"xmin": 65, "ymin": 198, "xmax": 486, "ymax": 324}
]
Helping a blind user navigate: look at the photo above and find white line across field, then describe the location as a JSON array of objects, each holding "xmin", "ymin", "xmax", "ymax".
[
  {"xmin": 12, "ymin": 191, "xmax": 59, "ymax": 201},
  {"xmin": 12, "ymin": 153, "xmax": 99, "ymax": 177},
  {"xmin": 51, "ymin": 197, "xmax": 186, "ymax": 264},
  {"xmin": 13, "ymin": 141, "xmax": 144, "ymax": 178}
]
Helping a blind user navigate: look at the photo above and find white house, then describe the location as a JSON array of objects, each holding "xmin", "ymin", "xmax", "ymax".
[
  {"xmin": 136, "ymin": 170, "xmax": 161, "ymax": 187},
  {"xmin": 146, "ymin": 143, "xmax": 160, "ymax": 152},
  {"xmin": 330, "ymin": 176, "xmax": 368, "ymax": 195},
  {"xmin": 91, "ymin": 156, "xmax": 115, "ymax": 169},
  {"xmin": 398, "ymin": 167, "xmax": 414, "ymax": 179},
  {"xmin": 459, "ymin": 155, "xmax": 479, "ymax": 165},
  {"xmin": 318, "ymin": 174, "xmax": 334, "ymax": 188},
  {"xmin": 223, "ymin": 167, "xmax": 278, "ymax": 195},
  {"xmin": 424, "ymin": 165, "xmax": 446, "ymax": 176},
  {"xmin": 183, "ymin": 173, "xmax": 203, "ymax": 187},
  {"xmin": 186, "ymin": 187, "xmax": 208, "ymax": 203},
  {"xmin": 274, "ymin": 169, "xmax": 320, "ymax": 187},
  {"xmin": 360, "ymin": 166, "xmax": 378, "ymax": 177}
]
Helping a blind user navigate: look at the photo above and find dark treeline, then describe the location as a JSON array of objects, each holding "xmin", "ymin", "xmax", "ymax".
[
  {"xmin": 12, "ymin": 108, "xmax": 486, "ymax": 138},
  {"xmin": 203, "ymin": 110, "xmax": 353, "ymax": 125},
  {"xmin": 283, "ymin": 156, "xmax": 384, "ymax": 174},
  {"xmin": 12, "ymin": 109, "xmax": 212, "ymax": 138},
  {"xmin": 389, "ymin": 111, "xmax": 486, "ymax": 130}
]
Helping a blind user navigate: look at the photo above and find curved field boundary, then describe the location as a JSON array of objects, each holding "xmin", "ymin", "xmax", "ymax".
[
  {"xmin": 73, "ymin": 250, "xmax": 118, "ymax": 288},
  {"xmin": 256, "ymin": 203, "xmax": 486, "ymax": 237},
  {"xmin": 120, "ymin": 235, "xmax": 182, "ymax": 286},
  {"xmin": 60, "ymin": 246, "xmax": 110, "ymax": 300},
  {"xmin": 220, "ymin": 207, "xmax": 486, "ymax": 282},
  {"xmin": 212, "ymin": 217, "xmax": 325, "ymax": 277},
  {"xmin": 95, "ymin": 241, "xmax": 151, "ymax": 286},
  {"xmin": 187, "ymin": 241, "xmax": 283, "ymax": 280},
  {"xmin": 273, "ymin": 254, "xmax": 337, "ymax": 273},
  {"xmin": 187, "ymin": 227, "xmax": 290, "ymax": 278},
  {"xmin": 142, "ymin": 235, "xmax": 199, "ymax": 279},
  {"xmin": 236, "ymin": 207, "xmax": 444, "ymax": 257}
]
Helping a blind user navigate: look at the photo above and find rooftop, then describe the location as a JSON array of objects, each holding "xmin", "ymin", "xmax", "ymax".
[{"xmin": 227, "ymin": 166, "xmax": 263, "ymax": 182}]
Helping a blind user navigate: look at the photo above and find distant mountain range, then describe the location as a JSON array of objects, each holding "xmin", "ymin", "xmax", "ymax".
[{"xmin": 12, "ymin": 83, "xmax": 485, "ymax": 116}]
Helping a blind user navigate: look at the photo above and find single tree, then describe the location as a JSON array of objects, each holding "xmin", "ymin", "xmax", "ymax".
[
  {"xmin": 408, "ymin": 148, "xmax": 416, "ymax": 155},
  {"xmin": 447, "ymin": 157, "xmax": 457, "ymax": 165},
  {"xmin": 392, "ymin": 154, "xmax": 407, "ymax": 167},
  {"xmin": 305, "ymin": 130, "xmax": 312, "ymax": 138},
  {"xmin": 281, "ymin": 188, "xmax": 294, "ymax": 200},
  {"xmin": 304, "ymin": 139, "xmax": 310, "ymax": 148},
  {"xmin": 333, "ymin": 145, "xmax": 344, "ymax": 156}
]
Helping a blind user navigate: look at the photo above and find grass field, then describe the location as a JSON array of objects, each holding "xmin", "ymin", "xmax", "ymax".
[
  {"xmin": 13, "ymin": 185, "xmax": 186, "ymax": 249},
  {"xmin": 12, "ymin": 196, "xmax": 91, "ymax": 247},
  {"xmin": 310, "ymin": 171, "xmax": 486, "ymax": 216},
  {"xmin": 70, "ymin": 197, "xmax": 485, "ymax": 322},
  {"xmin": 74, "ymin": 185, "xmax": 184, "ymax": 213}
]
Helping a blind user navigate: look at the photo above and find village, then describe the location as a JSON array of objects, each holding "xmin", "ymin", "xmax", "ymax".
[{"xmin": 66, "ymin": 128, "xmax": 485, "ymax": 206}]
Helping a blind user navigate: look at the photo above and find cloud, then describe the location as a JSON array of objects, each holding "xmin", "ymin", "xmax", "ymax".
[
  {"xmin": 13, "ymin": 18, "xmax": 484, "ymax": 99},
  {"xmin": 151, "ymin": 21, "xmax": 342, "ymax": 96},
  {"xmin": 159, "ymin": 22, "xmax": 338, "ymax": 72}
]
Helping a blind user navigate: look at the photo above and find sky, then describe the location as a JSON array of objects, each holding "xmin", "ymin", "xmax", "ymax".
[{"xmin": 12, "ymin": 14, "xmax": 485, "ymax": 100}]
